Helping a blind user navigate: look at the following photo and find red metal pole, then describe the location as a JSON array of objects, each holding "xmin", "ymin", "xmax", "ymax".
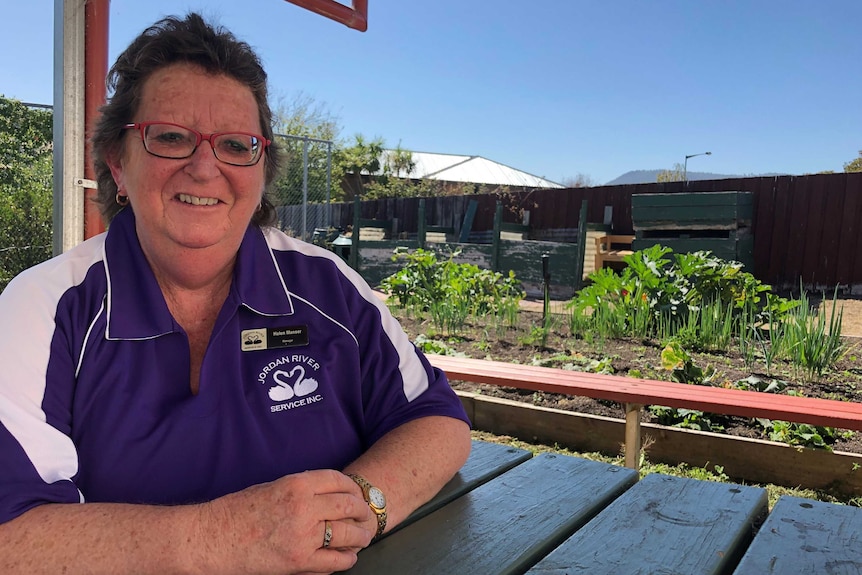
[
  {"xmin": 84, "ymin": 0, "xmax": 110, "ymax": 239},
  {"xmin": 283, "ymin": 0, "xmax": 368, "ymax": 32}
]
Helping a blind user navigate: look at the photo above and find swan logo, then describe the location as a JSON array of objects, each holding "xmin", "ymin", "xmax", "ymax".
[
  {"xmin": 269, "ymin": 365, "xmax": 318, "ymax": 401},
  {"xmin": 258, "ymin": 355, "xmax": 324, "ymax": 413}
]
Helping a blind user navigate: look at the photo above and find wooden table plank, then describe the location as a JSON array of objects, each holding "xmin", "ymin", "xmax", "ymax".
[
  {"xmin": 386, "ymin": 440, "xmax": 532, "ymax": 536},
  {"xmin": 527, "ymin": 473, "xmax": 768, "ymax": 575},
  {"xmin": 733, "ymin": 495, "xmax": 862, "ymax": 574},
  {"xmin": 345, "ymin": 453, "xmax": 638, "ymax": 575}
]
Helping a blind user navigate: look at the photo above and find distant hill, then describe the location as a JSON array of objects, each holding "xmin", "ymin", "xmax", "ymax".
[
  {"xmin": 605, "ymin": 170, "xmax": 791, "ymax": 185},
  {"xmin": 605, "ymin": 170, "xmax": 742, "ymax": 185}
]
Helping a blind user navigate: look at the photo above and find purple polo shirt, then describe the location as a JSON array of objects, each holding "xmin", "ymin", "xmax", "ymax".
[{"xmin": 0, "ymin": 208, "xmax": 469, "ymax": 524}]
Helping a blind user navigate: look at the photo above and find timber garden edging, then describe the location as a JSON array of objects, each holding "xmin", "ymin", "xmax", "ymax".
[{"xmin": 427, "ymin": 354, "xmax": 862, "ymax": 496}]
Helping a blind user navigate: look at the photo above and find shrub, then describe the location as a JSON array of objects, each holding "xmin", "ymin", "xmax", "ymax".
[{"xmin": 379, "ymin": 248, "xmax": 524, "ymax": 334}]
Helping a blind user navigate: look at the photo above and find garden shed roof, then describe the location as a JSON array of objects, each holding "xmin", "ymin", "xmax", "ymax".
[{"xmin": 374, "ymin": 150, "xmax": 564, "ymax": 189}]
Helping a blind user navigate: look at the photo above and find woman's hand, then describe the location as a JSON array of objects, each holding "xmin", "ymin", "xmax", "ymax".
[{"xmin": 197, "ymin": 469, "xmax": 374, "ymax": 575}]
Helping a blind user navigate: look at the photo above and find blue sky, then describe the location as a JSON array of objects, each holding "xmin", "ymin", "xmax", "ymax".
[{"xmin": 2, "ymin": 1, "xmax": 860, "ymax": 185}]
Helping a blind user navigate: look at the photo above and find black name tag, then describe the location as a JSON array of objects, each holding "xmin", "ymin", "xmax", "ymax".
[
  {"xmin": 241, "ymin": 325, "xmax": 309, "ymax": 351},
  {"xmin": 268, "ymin": 326, "xmax": 309, "ymax": 348}
]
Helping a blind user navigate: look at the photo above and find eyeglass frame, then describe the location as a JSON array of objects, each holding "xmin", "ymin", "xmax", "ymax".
[{"xmin": 122, "ymin": 121, "xmax": 272, "ymax": 166}]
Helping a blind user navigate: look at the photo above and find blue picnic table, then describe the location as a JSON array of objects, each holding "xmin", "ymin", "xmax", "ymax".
[{"xmin": 345, "ymin": 441, "xmax": 862, "ymax": 575}]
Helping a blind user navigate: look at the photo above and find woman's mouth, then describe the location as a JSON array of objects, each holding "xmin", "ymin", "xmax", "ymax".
[{"xmin": 177, "ymin": 193, "xmax": 219, "ymax": 206}]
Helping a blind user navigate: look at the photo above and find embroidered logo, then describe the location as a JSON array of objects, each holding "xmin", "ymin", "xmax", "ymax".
[
  {"xmin": 258, "ymin": 354, "xmax": 324, "ymax": 413},
  {"xmin": 269, "ymin": 365, "xmax": 318, "ymax": 401}
]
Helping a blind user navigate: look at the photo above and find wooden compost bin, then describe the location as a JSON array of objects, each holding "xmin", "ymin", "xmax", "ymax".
[{"xmin": 631, "ymin": 191, "xmax": 754, "ymax": 269}]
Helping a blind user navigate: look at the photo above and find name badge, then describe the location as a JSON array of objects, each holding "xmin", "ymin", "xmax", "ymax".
[{"xmin": 241, "ymin": 326, "xmax": 309, "ymax": 351}]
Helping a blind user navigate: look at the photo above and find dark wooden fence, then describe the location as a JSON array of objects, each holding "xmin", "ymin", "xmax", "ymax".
[{"xmin": 320, "ymin": 172, "xmax": 862, "ymax": 294}]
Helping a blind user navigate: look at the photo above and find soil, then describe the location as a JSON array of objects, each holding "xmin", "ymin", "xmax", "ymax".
[{"xmin": 385, "ymin": 294, "xmax": 862, "ymax": 454}]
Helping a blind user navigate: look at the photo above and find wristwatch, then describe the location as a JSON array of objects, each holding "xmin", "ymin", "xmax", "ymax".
[{"xmin": 347, "ymin": 473, "xmax": 387, "ymax": 539}]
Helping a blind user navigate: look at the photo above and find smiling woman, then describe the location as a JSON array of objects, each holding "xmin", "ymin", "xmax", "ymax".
[
  {"xmin": 107, "ymin": 63, "xmax": 268, "ymax": 268},
  {"xmin": 0, "ymin": 12, "xmax": 471, "ymax": 575}
]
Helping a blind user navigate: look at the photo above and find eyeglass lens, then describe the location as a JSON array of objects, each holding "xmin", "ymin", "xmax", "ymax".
[{"xmin": 143, "ymin": 123, "xmax": 263, "ymax": 165}]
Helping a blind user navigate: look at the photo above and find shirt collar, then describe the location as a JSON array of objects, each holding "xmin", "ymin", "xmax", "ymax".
[
  {"xmin": 104, "ymin": 208, "xmax": 294, "ymax": 340},
  {"xmin": 233, "ymin": 224, "xmax": 296, "ymax": 317}
]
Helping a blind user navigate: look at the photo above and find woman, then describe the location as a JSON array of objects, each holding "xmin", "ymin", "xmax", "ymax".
[{"xmin": 0, "ymin": 13, "xmax": 471, "ymax": 575}]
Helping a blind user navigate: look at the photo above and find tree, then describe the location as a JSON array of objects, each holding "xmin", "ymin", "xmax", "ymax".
[
  {"xmin": 362, "ymin": 143, "xmax": 429, "ymax": 200},
  {"xmin": 561, "ymin": 173, "xmax": 596, "ymax": 188},
  {"xmin": 272, "ymin": 91, "xmax": 341, "ymax": 141},
  {"xmin": 270, "ymin": 92, "xmax": 343, "ymax": 206},
  {"xmin": 334, "ymin": 134, "xmax": 384, "ymax": 200},
  {"xmin": 384, "ymin": 143, "xmax": 416, "ymax": 179},
  {"xmin": 268, "ymin": 92, "xmax": 458, "ymax": 204},
  {"xmin": 844, "ymin": 151, "xmax": 862, "ymax": 173},
  {"xmin": 0, "ymin": 96, "xmax": 53, "ymax": 291},
  {"xmin": 657, "ymin": 163, "xmax": 685, "ymax": 183}
]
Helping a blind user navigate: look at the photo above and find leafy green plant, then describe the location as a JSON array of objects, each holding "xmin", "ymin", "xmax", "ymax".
[
  {"xmin": 567, "ymin": 246, "xmax": 779, "ymax": 350},
  {"xmin": 756, "ymin": 419, "xmax": 845, "ymax": 450},
  {"xmin": 473, "ymin": 334, "xmax": 493, "ymax": 354},
  {"xmin": 730, "ymin": 376, "xmax": 788, "ymax": 394},
  {"xmin": 380, "ymin": 248, "xmax": 524, "ymax": 334},
  {"xmin": 649, "ymin": 406, "xmax": 724, "ymax": 432},
  {"xmin": 660, "ymin": 342, "xmax": 717, "ymax": 386},
  {"xmin": 412, "ymin": 334, "xmax": 465, "ymax": 357},
  {"xmin": 741, "ymin": 291, "xmax": 799, "ymax": 373},
  {"xmin": 672, "ymin": 250, "xmax": 771, "ymax": 311},
  {"xmin": 519, "ymin": 325, "xmax": 551, "ymax": 349},
  {"xmin": 647, "ymin": 342, "xmax": 724, "ymax": 432}
]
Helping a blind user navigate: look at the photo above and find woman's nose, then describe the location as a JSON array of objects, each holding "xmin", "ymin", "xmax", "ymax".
[{"xmin": 184, "ymin": 139, "xmax": 222, "ymax": 177}]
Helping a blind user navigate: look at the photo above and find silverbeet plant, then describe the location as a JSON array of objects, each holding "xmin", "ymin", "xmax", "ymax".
[
  {"xmin": 567, "ymin": 246, "xmax": 848, "ymax": 378},
  {"xmin": 379, "ymin": 247, "xmax": 524, "ymax": 335},
  {"xmin": 568, "ymin": 246, "xmax": 775, "ymax": 343}
]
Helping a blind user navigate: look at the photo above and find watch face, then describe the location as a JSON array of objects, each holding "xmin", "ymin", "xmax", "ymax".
[{"xmin": 368, "ymin": 486, "xmax": 386, "ymax": 509}]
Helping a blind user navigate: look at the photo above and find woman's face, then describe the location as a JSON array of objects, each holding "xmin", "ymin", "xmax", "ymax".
[{"xmin": 107, "ymin": 63, "xmax": 267, "ymax": 262}]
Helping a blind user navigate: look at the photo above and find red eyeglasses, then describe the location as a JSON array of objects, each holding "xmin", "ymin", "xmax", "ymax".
[{"xmin": 123, "ymin": 121, "xmax": 271, "ymax": 166}]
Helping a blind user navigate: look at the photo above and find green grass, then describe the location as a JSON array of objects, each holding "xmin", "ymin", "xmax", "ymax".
[{"xmin": 471, "ymin": 430, "xmax": 861, "ymax": 509}]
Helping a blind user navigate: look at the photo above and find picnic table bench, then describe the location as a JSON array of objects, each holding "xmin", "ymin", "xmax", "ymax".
[
  {"xmin": 594, "ymin": 234, "xmax": 635, "ymax": 270},
  {"xmin": 426, "ymin": 354, "xmax": 862, "ymax": 470},
  {"xmin": 346, "ymin": 440, "xmax": 862, "ymax": 574}
]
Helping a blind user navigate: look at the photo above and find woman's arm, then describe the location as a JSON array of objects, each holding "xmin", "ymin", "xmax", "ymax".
[
  {"xmin": 0, "ymin": 415, "xmax": 469, "ymax": 574},
  {"xmin": 342, "ymin": 415, "xmax": 472, "ymax": 535},
  {"xmin": 0, "ymin": 469, "xmax": 374, "ymax": 575}
]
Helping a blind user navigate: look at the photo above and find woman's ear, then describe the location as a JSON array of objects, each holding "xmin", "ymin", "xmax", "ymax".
[{"xmin": 105, "ymin": 151, "xmax": 125, "ymax": 191}]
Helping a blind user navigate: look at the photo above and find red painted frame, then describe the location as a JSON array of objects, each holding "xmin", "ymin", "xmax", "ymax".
[
  {"xmin": 82, "ymin": 1, "xmax": 367, "ymax": 241},
  {"xmin": 283, "ymin": 0, "xmax": 368, "ymax": 31}
]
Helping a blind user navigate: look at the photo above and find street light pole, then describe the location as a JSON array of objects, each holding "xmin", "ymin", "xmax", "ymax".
[{"xmin": 683, "ymin": 151, "xmax": 712, "ymax": 181}]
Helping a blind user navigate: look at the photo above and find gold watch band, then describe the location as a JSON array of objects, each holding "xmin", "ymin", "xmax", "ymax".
[{"xmin": 347, "ymin": 473, "xmax": 387, "ymax": 538}]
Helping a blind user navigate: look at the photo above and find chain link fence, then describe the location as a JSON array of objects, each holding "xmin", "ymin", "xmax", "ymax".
[{"xmin": 270, "ymin": 133, "xmax": 335, "ymax": 241}]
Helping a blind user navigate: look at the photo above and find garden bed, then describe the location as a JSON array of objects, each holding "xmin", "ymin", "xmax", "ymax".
[
  {"xmin": 392, "ymin": 304, "xmax": 862, "ymax": 455},
  {"xmin": 380, "ymin": 245, "xmax": 862, "ymax": 456}
]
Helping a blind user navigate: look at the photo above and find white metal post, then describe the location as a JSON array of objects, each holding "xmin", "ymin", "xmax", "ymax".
[{"xmin": 53, "ymin": 0, "xmax": 88, "ymax": 255}]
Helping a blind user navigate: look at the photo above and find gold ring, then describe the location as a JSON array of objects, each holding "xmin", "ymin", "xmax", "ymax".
[{"xmin": 322, "ymin": 520, "xmax": 333, "ymax": 549}]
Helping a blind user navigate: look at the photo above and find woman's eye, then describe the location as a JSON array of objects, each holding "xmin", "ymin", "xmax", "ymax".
[
  {"xmin": 154, "ymin": 131, "xmax": 188, "ymax": 145},
  {"xmin": 219, "ymin": 137, "xmax": 252, "ymax": 154}
]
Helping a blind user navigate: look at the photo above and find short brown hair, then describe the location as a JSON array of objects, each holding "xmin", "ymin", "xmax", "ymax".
[{"xmin": 90, "ymin": 12, "xmax": 282, "ymax": 226}]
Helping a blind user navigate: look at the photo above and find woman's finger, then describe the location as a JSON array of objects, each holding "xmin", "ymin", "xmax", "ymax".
[
  {"xmin": 322, "ymin": 518, "xmax": 374, "ymax": 551},
  {"xmin": 314, "ymin": 491, "xmax": 373, "ymax": 524}
]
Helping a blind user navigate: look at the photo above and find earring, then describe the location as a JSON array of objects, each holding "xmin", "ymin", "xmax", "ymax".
[{"xmin": 116, "ymin": 193, "xmax": 129, "ymax": 206}]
